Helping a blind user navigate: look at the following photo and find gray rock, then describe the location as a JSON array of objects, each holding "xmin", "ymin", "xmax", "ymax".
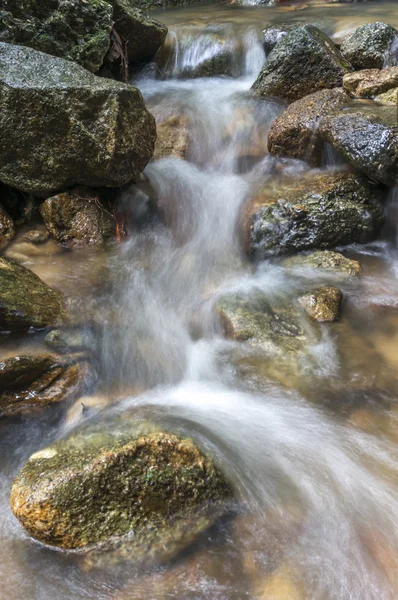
[
  {"xmin": 0, "ymin": 257, "xmax": 64, "ymax": 332},
  {"xmin": 0, "ymin": 43, "xmax": 156, "ymax": 196},
  {"xmin": 252, "ymin": 25, "xmax": 351, "ymax": 103},
  {"xmin": 341, "ymin": 22, "xmax": 398, "ymax": 69},
  {"xmin": 245, "ymin": 171, "xmax": 383, "ymax": 259},
  {"xmin": 319, "ymin": 106, "xmax": 398, "ymax": 186}
]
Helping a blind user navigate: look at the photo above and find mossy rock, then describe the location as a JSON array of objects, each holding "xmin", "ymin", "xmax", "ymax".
[
  {"xmin": 40, "ymin": 187, "xmax": 115, "ymax": 247},
  {"xmin": 245, "ymin": 171, "xmax": 383, "ymax": 259},
  {"xmin": 252, "ymin": 25, "xmax": 352, "ymax": 103},
  {"xmin": 267, "ymin": 88, "xmax": 351, "ymax": 166},
  {"xmin": 0, "ymin": 354, "xmax": 88, "ymax": 417},
  {"xmin": 10, "ymin": 418, "xmax": 232, "ymax": 562},
  {"xmin": 282, "ymin": 251, "xmax": 362, "ymax": 278},
  {"xmin": 0, "ymin": 0, "xmax": 113, "ymax": 72},
  {"xmin": 319, "ymin": 106, "xmax": 398, "ymax": 186},
  {"xmin": 0, "ymin": 257, "xmax": 64, "ymax": 332},
  {"xmin": 0, "ymin": 42, "xmax": 156, "ymax": 196},
  {"xmin": 341, "ymin": 22, "xmax": 398, "ymax": 69}
]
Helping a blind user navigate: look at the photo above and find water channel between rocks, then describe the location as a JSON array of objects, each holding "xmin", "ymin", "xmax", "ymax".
[{"xmin": 1, "ymin": 1, "xmax": 398, "ymax": 599}]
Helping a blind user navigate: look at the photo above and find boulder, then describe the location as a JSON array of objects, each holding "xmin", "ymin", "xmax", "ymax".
[
  {"xmin": 319, "ymin": 106, "xmax": 398, "ymax": 186},
  {"xmin": 0, "ymin": 0, "xmax": 113, "ymax": 72},
  {"xmin": 153, "ymin": 116, "xmax": 190, "ymax": 161},
  {"xmin": 343, "ymin": 67, "xmax": 398, "ymax": 98},
  {"xmin": 0, "ymin": 203, "xmax": 15, "ymax": 249},
  {"xmin": 267, "ymin": 88, "xmax": 350, "ymax": 166},
  {"xmin": 0, "ymin": 354, "xmax": 87, "ymax": 417},
  {"xmin": 10, "ymin": 419, "xmax": 231, "ymax": 560},
  {"xmin": 0, "ymin": 43, "xmax": 156, "ymax": 197},
  {"xmin": 111, "ymin": 1, "xmax": 167, "ymax": 65},
  {"xmin": 252, "ymin": 25, "xmax": 351, "ymax": 103},
  {"xmin": 40, "ymin": 187, "xmax": 115, "ymax": 247},
  {"xmin": 282, "ymin": 250, "xmax": 361, "ymax": 278},
  {"xmin": 375, "ymin": 87, "xmax": 398, "ymax": 104},
  {"xmin": 341, "ymin": 22, "xmax": 398, "ymax": 69},
  {"xmin": 245, "ymin": 171, "xmax": 383, "ymax": 259},
  {"xmin": 0, "ymin": 257, "xmax": 63, "ymax": 332},
  {"xmin": 298, "ymin": 286, "xmax": 342, "ymax": 322}
]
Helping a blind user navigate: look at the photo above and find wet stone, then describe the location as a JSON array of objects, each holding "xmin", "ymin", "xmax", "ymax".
[
  {"xmin": 282, "ymin": 250, "xmax": 362, "ymax": 278},
  {"xmin": 298, "ymin": 286, "xmax": 342, "ymax": 322},
  {"xmin": 22, "ymin": 229, "xmax": 49, "ymax": 244},
  {"xmin": 0, "ymin": 203, "xmax": 15, "ymax": 249},
  {"xmin": 153, "ymin": 115, "xmax": 190, "ymax": 161},
  {"xmin": 343, "ymin": 67, "xmax": 398, "ymax": 98},
  {"xmin": 341, "ymin": 22, "xmax": 398, "ymax": 69}
]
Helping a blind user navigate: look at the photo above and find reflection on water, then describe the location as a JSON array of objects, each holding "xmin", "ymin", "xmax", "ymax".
[{"xmin": 1, "ymin": 1, "xmax": 398, "ymax": 599}]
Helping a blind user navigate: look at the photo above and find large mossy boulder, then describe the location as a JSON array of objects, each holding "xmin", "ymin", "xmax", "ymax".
[
  {"xmin": 40, "ymin": 187, "xmax": 115, "ymax": 247},
  {"xmin": 0, "ymin": 354, "xmax": 87, "ymax": 418},
  {"xmin": 252, "ymin": 25, "xmax": 351, "ymax": 103},
  {"xmin": 0, "ymin": 258, "xmax": 64, "ymax": 332},
  {"xmin": 343, "ymin": 67, "xmax": 398, "ymax": 98},
  {"xmin": 0, "ymin": 43, "xmax": 156, "ymax": 197},
  {"xmin": 112, "ymin": 1, "xmax": 167, "ymax": 64},
  {"xmin": 0, "ymin": 0, "xmax": 113, "ymax": 72},
  {"xmin": 245, "ymin": 172, "xmax": 383, "ymax": 259},
  {"xmin": 267, "ymin": 88, "xmax": 350, "ymax": 166},
  {"xmin": 319, "ymin": 106, "xmax": 398, "ymax": 186},
  {"xmin": 341, "ymin": 22, "xmax": 398, "ymax": 70},
  {"xmin": 10, "ymin": 419, "xmax": 231, "ymax": 560}
]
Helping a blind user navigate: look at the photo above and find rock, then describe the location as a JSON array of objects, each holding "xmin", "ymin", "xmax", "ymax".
[
  {"xmin": 216, "ymin": 291, "xmax": 310, "ymax": 356},
  {"xmin": 252, "ymin": 25, "xmax": 351, "ymax": 103},
  {"xmin": 153, "ymin": 116, "xmax": 190, "ymax": 161},
  {"xmin": 22, "ymin": 229, "xmax": 49, "ymax": 244},
  {"xmin": 255, "ymin": 565, "xmax": 305, "ymax": 600},
  {"xmin": 375, "ymin": 87, "xmax": 398, "ymax": 104},
  {"xmin": 0, "ymin": 0, "xmax": 113, "ymax": 72},
  {"xmin": 343, "ymin": 67, "xmax": 398, "ymax": 97},
  {"xmin": 282, "ymin": 250, "xmax": 362, "ymax": 278},
  {"xmin": 298, "ymin": 286, "xmax": 342, "ymax": 322},
  {"xmin": 0, "ymin": 354, "xmax": 87, "ymax": 417},
  {"xmin": 0, "ymin": 257, "xmax": 64, "ymax": 332},
  {"xmin": 341, "ymin": 22, "xmax": 398, "ymax": 69},
  {"xmin": 39, "ymin": 187, "xmax": 115, "ymax": 247},
  {"xmin": 0, "ymin": 203, "xmax": 15, "ymax": 248},
  {"xmin": 319, "ymin": 106, "xmax": 398, "ymax": 186},
  {"xmin": 45, "ymin": 328, "xmax": 97, "ymax": 354},
  {"xmin": 0, "ymin": 43, "xmax": 156, "ymax": 197},
  {"xmin": 267, "ymin": 88, "xmax": 350, "ymax": 166},
  {"xmin": 111, "ymin": 1, "xmax": 167, "ymax": 65},
  {"xmin": 10, "ymin": 418, "xmax": 232, "ymax": 560},
  {"xmin": 245, "ymin": 171, "xmax": 383, "ymax": 259}
]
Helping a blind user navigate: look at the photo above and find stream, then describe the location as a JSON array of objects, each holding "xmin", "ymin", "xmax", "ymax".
[{"xmin": 1, "ymin": 1, "xmax": 398, "ymax": 598}]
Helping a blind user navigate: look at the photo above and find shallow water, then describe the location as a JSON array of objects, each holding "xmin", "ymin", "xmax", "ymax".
[{"xmin": 2, "ymin": 2, "xmax": 398, "ymax": 599}]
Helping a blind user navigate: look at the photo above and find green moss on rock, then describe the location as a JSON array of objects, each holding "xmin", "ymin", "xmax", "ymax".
[
  {"xmin": 10, "ymin": 419, "xmax": 232, "ymax": 559},
  {"xmin": 341, "ymin": 22, "xmax": 398, "ymax": 70},
  {"xmin": 0, "ymin": 42, "xmax": 156, "ymax": 196}
]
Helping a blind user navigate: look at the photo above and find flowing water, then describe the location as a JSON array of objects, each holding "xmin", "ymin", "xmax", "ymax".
[{"xmin": 2, "ymin": 2, "xmax": 398, "ymax": 599}]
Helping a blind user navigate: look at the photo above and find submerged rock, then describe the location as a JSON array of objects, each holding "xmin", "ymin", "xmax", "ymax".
[
  {"xmin": 319, "ymin": 106, "xmax": 398, "ymax": 186},
  {"xmin": 0, "ymin": 258, "xmax": 64, "ymax": 332},
  {"xmin": 0, "ymin": 203, "xmax": 15, "ymax": 249},
  {"xmin": 282, "ymin": 251, "xmax": 362, "ymax": 278},
  {"xmin": 153, "ymin": 115, "xmax": 190, "ymax": 161},
  {"xmin": 0, "ymin": 354, "xmax": 87, "ymax": 418},
  {"xmin": 22, "ymin": 229, "xmax": 49, "ymax": 244},
  {"xmin": 10, "ymin": 419, "xmax": 232, "ymax": 561},
  {"xmin": 40, "ymin": 187, "xmax": 115, "ymax": 247},
  {"xmin": 45, "ymin": 329, "xmax": 97, "ymax": 354},
  {"xmin": 252, "ymin": 25, "xmax": 351, "ymax": 103},
  {"xmin": 0, "ymin": 43, "xmax": 156, "ymax": 196},
  {"xmin": 267, "ymin": 88, "xmax": 350, "ymax": 166},
  {"xmin": 111, "ymin": 1, "xmax": 167, "ymax": 65},
  {"xmin": 245, "ymin": 172, "xmax": 383, "ymax": 259},
  {"xmin": 0, "ymin": 0, "xmax": 113, "ymax": 72},
  {"xmin": 343, "ymin": 67, "xmax": 398, "ymax": 98},
  {"xmin": 341, "ymin": 22, "xmax": 398, "ymax": 69},
  {"xmin": 298, "ymin": 286, "xmax": 342, "ymax": 322}
]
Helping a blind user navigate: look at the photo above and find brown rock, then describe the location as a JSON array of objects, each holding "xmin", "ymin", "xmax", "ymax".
[
  {"xmin": 268, "ymin": 88, "xmax": 350, "ymax": 166},
  {"xmin": 282, "ymin": 251, "xmax": 361, "ymax": 278},
  {"xmin": 153, "ymin": 115, "xmax": 190, "ymax": 161},
  {"xmin": 0, "ymin": 202, "xmax": 15, "ymax": 248},
  {"xmin": 40, "ymin": 187, "xmax": 115, "ymax": 246},
  {"xmin": 0, "ymin": 354, "xmax": 88, "ymax": 417},
  {"xmin": 343, "ymin": 67, "xmax": 398, "ymax": 98},
  {"xmin": 375, "ymin": 87, "xmax": 398, "ymax": 105},
  {"xmin": 298, "ymin": 286, "xmax": 342, "ymax": 322}
]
